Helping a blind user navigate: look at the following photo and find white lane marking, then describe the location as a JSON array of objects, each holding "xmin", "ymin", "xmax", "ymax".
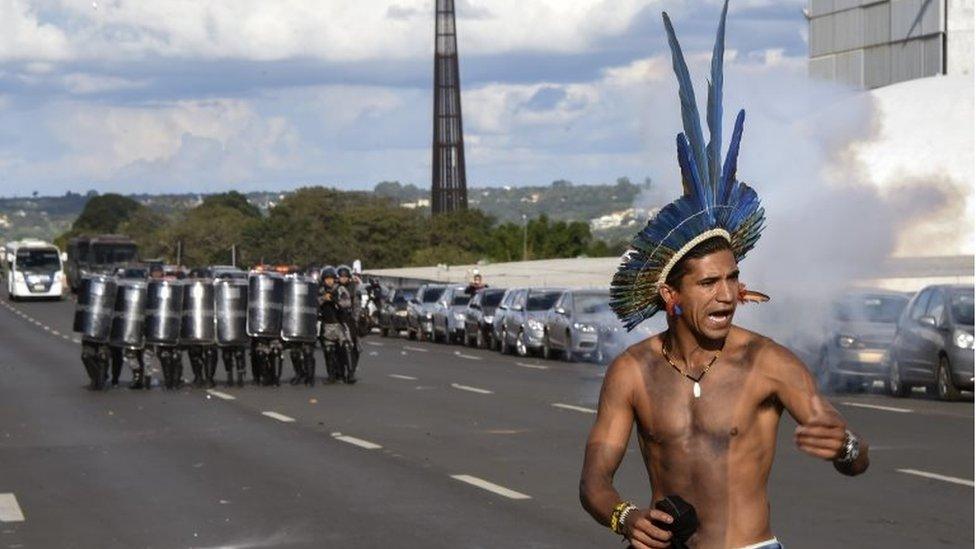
[
  {"xmin": 0, "ymin": 493, "xmax": 25, "ymax": 522},
  {"xmin": 454, "ymin": 351, "xmax": 482, "ymax": 361},
  {"xmin": 72, "ymin": 338, "xmax": 82, "ymax": 344},
  {"xmin": 842, "ymin": 402, "xmax": 912, "ymax": 413},
  {"xmin": 451, "ymin": 383, "xmax": 493, "ymax": 395},
  {"xmin": 332, "ymin": 434, "xmax": 383, "ymax": 450},
  {"xmin": 51, "ymin": 330, "xmax": 61, "ymax": 336},
  {"xmin": 403, "ymin": 346, "xmax": 428, "ymax": 353},
  {"xmin": 365, "ymin": 341, "xmax": 384, "ymax": 347},
  {"xmin": 261, "ymin": 411, "xmax": 295, "ymax": 423},
  {"xmin": 206, "ymin": 389, "xmax": 236, "ymax": 401},
  {"xmin": 43, "ymin": 326, "xmax": 50, "ymax": 332},
  {"xmin": 897, "ymin": 469, "xmax": 974, "ymax": 487},
  {"xmin": 516, "ymin": 362, "xmax": 549, "ymax": 370},
  {"xmin": 552, "ymin": 403, "xmax": 597, "ymax": 414},
  {"xmin": 450, "ymin": 475, "xmax": 532, "ymax": 500},
  {"xmin": 389, "ymin": 374, "xmax": 419, "ymax": 381}
]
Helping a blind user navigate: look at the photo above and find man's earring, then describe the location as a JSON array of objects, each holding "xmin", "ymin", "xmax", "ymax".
[{"xmin": 674, "ymin": 304, "xmax": 683, "ymax": 316}]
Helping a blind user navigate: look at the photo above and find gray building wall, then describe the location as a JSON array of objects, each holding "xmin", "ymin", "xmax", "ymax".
[{"xmin": 808, "ymin": 0, "xmax": 972, "ymax": 89}]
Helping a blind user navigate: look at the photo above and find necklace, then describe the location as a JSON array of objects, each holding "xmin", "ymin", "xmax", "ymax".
[{"xmin": 661, "ymin": 338, "xmax": 721, "ymax": 399}]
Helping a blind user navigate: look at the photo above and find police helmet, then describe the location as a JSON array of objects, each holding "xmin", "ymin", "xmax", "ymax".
[
  {"xmin": 337, "ymin": 265, "xmax": 352, "ymax": 278},
  {"xmin": 320, "ymin": 265, "xmax": 337, "ymax": 282}
]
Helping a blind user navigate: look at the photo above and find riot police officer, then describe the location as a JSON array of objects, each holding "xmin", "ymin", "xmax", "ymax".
[
  {"xmin": 183, "ymin": 275, "xmax": 219, "ymax": 388},
  {"xmin": 336, "ymin": 265, "xmax": 361, "ymax": 383},
  {"xmin": 318, "ymin": 266, "xmax": 354, "ymax": 383},
  {"xmin": 147, "ymin": 266, "xmax": 184, "ymax": 390},
  {"xmin": 282, "ymin": 273, "xmax": 318, "ymax": 387},
  {"xmin": 74, "ymin": 274, "xmax": 117, "ymax": 391},
  {"xmin": 213, "ymin": 274, "xmax": 249, "ymax": 388},
  {"xmin": 248, "ymin": 270, "xmax": 285, "ymax": 387},
  {"xmin": 109, "ymin": 278, "xmax": 150, "ymax": 389}
]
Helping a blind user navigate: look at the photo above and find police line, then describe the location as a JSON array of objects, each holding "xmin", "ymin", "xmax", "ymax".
[{"xmin": 73, "ymin": 271, "xmax": 357, "ymax": 390}]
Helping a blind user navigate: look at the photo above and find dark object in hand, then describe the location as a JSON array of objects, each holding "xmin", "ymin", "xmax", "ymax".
[{"xmin": 652, "ymin": 495, "xmax": 698, "ymax": 549}]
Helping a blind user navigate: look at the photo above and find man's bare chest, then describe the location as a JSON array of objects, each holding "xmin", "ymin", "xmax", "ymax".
[{"xmin": 634, "ymin": 363, "xmax": 770, "ymax": 453}]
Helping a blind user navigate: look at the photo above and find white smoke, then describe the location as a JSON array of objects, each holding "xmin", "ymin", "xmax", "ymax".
[{"xmin": 629, "ymin": 61, "xmax": 970, "ymax": 358}]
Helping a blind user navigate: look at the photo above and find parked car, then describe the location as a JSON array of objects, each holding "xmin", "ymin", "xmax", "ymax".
[
  {"xmin": 464, "ymin": 288, "xmax": 507, "ymax": 348},
  {"xmin": 406, "ymin": 284, "xmax": 446, "ymax": 341},
  {"xmin": 491, "ymin": 288, "xmax": 523, "ymax": 351},
  {"xmin": 813, "ymin": 290, "xmax": 910, "ymax": 393},
  {"xmin": 888, "ymin": 284, "xmax": 974, "ymax": 401},
  {"xmin": 501, "ymin": 288, "xmax": 565, "ymax": 357},
  {"xmin": 379, "ymin": 287, "xmax": 415, "ymax": 337},
  {"xmin": 432, "ymin": 285, "xmax": 472, "ymax": 343},
  {"xmin": 543, "ymin": 289, "xmax": 611, "ymax": 362}
]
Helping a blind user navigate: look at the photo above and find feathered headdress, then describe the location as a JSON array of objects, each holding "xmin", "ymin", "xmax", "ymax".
[{"xmin": 610, "ymin": 0, "xmax": 767, "ymax": 331}]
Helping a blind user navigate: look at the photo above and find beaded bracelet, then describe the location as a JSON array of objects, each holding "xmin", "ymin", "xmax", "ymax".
[{"xmin": 610, "ymin": 501, "xmax": 637, "ymax": 535}]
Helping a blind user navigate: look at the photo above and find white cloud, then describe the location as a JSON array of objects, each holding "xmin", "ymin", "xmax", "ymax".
[
  {"xmin": 0, "ymin": 0, "xmax": 70, "ymax": 61},
  {"xmin": 6, "ymin": 0, "xmax": 664, "ymax": 63},
  {"xmin": 27, "ymin": 99, "xmax": 301, "ymax": 190}
]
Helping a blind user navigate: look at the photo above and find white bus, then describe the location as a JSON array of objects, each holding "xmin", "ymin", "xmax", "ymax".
[{"xmin": 5, "ymin": 239, "xmax": 66, "ymax": 301}]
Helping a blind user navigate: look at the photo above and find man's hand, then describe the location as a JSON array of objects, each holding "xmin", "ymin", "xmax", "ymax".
[
  {"xmin": 794, "ymin": 398, "xmax": 846, "ymax": 460},
  {"xmin": 624, "ymin": 508, "xmax": 673, "ymax": 549}
]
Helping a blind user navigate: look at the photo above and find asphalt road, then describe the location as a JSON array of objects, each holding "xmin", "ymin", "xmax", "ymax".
[{"xmin": 0, "ymin": 296, "xmax": 972, "ymax": 548}]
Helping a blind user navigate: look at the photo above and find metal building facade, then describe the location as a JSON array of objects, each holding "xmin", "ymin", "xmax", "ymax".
[{"xmin": 808, "ymin": 0, "xmax": 959, "ymax": 89}]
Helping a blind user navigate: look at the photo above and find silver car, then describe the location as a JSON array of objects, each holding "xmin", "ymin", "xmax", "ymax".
[
  {"xmin": 464, "ymin": 288, "xmax": 507, "ymax": 348},
  {"xmin": 432, "ymin": 285, "xmax": 471, "ymax": 344},
  {"xmin": 491, "ymin": 288, "xmax": 523, "ymax": 351},
  {"xmin": 814, "ymin": 290, "xmax": 909, "ymax": 393},
  {"xmin": 543, "ymin": 290, "xmax": 609, "ymax": 362},
  {"xmin": 501, "ymin": 288, "xmax": 565, "ymax": 357},
  {"xmin": 406, "ymin": 284, "xmax": 446, "ymax": 341}
]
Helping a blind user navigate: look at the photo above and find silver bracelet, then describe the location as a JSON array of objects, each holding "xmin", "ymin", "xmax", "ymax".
[
  {"xmin": 835, "ymin": 429, "xmax": 860, "ymax": 464},
  {"xmin": 618, "ymin": 504, "xmax": 639, "ymax": 535}
]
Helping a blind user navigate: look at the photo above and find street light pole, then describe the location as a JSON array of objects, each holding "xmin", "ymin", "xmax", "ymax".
[{"xmin": 522, "ymin": 214, "xmax": 528, "ymax": 261}]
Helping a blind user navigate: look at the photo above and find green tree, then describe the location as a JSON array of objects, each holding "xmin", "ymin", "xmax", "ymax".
[
  {"xmin": 201, "ymin": 191, "xmax": 262, "ymax": 218},
  {"xmin": 72, "ymin": 193, "xmax": 144, "ymax": 234},
  {"xmin": 166, "ymin": 205, "xmax": 259, "ymax": 267}
]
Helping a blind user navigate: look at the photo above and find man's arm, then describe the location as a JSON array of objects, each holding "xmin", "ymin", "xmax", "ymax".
[
  {"xmin": 579, "ymin": 352, "xmax": 674, "ymax": 548},
  {"xmin": 760, "ymin": 341, "xmax": 870, "ymax": 476}
]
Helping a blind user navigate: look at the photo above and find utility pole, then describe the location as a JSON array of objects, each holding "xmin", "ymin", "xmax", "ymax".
[{"xmin": 431, "ymin": 0, "xmax": 468, "ymax": 215}]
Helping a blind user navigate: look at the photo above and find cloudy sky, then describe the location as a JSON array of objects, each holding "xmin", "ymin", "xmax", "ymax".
[{"xmin": 0, "ymin": 0, "xmax": 813, "ymax": 196}]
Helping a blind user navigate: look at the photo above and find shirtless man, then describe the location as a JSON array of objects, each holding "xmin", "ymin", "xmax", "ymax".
[{"xmin": 580, "ymin": 237, "xmax": 870, "ymax": 548}]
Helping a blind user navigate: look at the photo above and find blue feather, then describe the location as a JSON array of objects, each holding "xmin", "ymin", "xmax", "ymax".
[
  {"xmin": 719, "ymin": 109, "xmax": 746, "ymax": 204},
  {"xmin": 676, "ymin": 133, "xmax": 707, "ymax": 201},
  {"xmin": 663, "ymin": 11, "xmax": 708, "ymax": 199},
  {"xmin": 706, "ymin": 0, "xmax": 729, "ymax": 193}
]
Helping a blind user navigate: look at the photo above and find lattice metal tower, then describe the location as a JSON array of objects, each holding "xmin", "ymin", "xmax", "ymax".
[{"xmin": 431, "ymin": 0, "xmax": 468, "ymax": 214}]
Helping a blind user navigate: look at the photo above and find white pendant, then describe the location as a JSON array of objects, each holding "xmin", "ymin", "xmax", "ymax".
[{"xmin": 693, "ymin": 381, "xmax": 701, "ymax": 398}]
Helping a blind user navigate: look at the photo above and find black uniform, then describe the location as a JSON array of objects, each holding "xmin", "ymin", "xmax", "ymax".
[
  {"xmin": 288, "ymin": 342, "xmax": 316, "ymax": 386},
  {"xmin": 188, "ymin": 345, "xmax": 219, "ymax": 388},
  {"xmin": 81, "ymin": 340, "xmax": 111, "ymax": 390},
  {"xmin": 250, "ymin": 337, "xmax": 283, "ymax": 386},
  {"xmin": 222, "ymin": 347, "xmax": 247, "ymax": 387},
  {"xmin": 156, "ymin": 346, "xmax": 184, "ymax": 390}
]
